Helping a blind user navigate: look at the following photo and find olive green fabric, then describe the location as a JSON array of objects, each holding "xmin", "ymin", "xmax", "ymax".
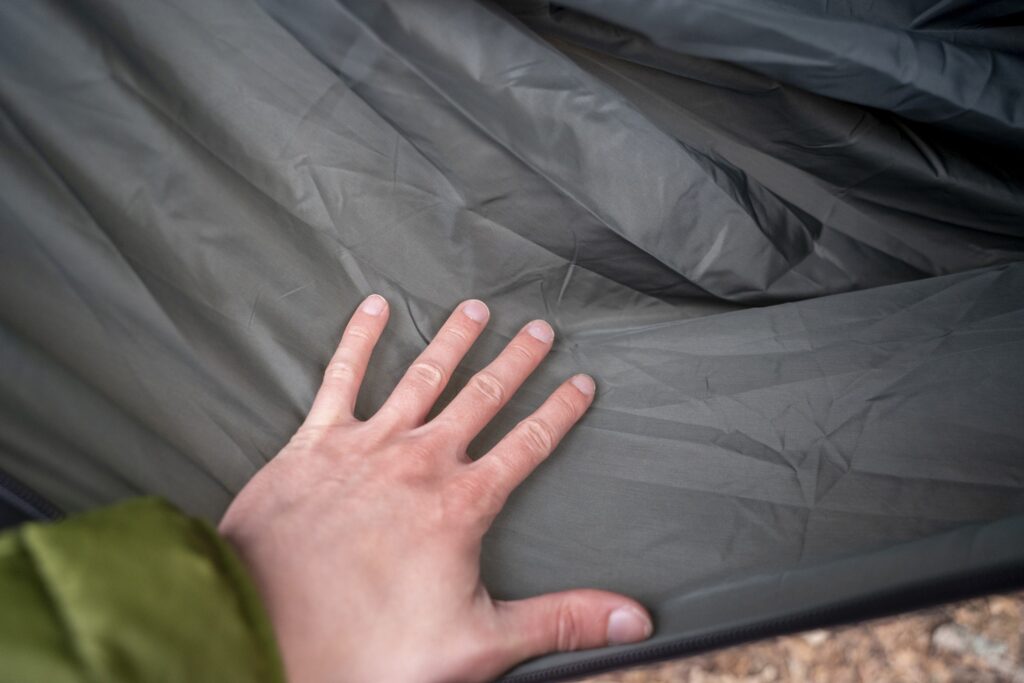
[{"xmin": 0, "ymin": 498, "xmax": 284, "ymax": 683}]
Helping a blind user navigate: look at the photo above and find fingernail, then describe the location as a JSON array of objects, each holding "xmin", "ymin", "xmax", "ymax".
[
  {"xmin": 606, "ymin": 606, "xmax": 652, "ymax": 645},
  {"xmin": 463, "ymin": 299, "xmax": 489, "ymax": 323},
  {"xmin": 571, "ymin": 374, "xmax": 595, "ymax": 396},
  {"xmin": 526, "ymin": 320, "xmax": 554, "ymax": 343},
  {"xmin": 361, "ymin": 294, "xmax": 386, "ymax": 316}
]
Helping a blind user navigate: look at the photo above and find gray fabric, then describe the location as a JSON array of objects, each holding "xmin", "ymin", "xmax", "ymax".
[
  {"xmin": 1, "ymin": 0, "xmax": 1022, "ymax": 678},
  {"xmin": 546, "ymin": 0, "xmax": 1024, "ymax": 149}
]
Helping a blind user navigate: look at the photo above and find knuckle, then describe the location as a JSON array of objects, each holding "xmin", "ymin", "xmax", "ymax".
[
  {"xmin": 506, "ymin": 343, "xmax": 534, "ymax": 363},
  {"xmin": 396, "ymin": 438, "xmax": 437, "ymax": 474},
  {"xmin": 518, "ymin": 418, "xmax": 556, "ymax": 454},
  {"xmin": 551, "ymin": 394, "xmax": 580, "ymax": 422},
  {"xmin": 470, "ymin": 371, "xmax": 506, "ymax": 405},
  {"xmin": 345, "ymin": 325, "xmax": 374, "ymax": 342},
  {"xmin": 408, "ymin": 443, "xmax": 434, "ymax": 465},
  {"xmin": 408, "ymin": 360, "xmax": 447, "ymax": 389},
  {"xmin": 555, "ymin": 600, "xmax": 584, "ymax": 651},
  {"xmin": 443, "ymin": 324, "xmax": 472, "ymax": 345},
  {"xmin": 324, "ymin": 359, "xmax": 358, "ymax": 383},
  {"xmin": 446, "ymin": 473, "xmax": 495, "ymax": 517}
]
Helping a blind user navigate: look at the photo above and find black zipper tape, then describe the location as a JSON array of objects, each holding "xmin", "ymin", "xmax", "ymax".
[{"xmin": 501, "ymin": 561, "xmax": 1024, "ymax": 682}]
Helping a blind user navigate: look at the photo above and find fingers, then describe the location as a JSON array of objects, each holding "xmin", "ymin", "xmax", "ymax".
[
  {"xmin": 373, "ymin": 300, "xmax": 490, "ymax": 430},
  {"xmin": 434, "ymin": 320, "xmax": 556, "ymax": 447},
  {"xmin": 304, "ymin": 294, "xmax": 390, "ymax": 426},
  {"xmin": 469, "ymin": 374, "xmax": 594, "ymax": 511},
  {"xmin": 495, "ymin": 589, "xmax": 652, "ymax": 665}
]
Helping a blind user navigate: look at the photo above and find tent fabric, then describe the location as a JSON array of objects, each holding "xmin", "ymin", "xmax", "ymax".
[
  {"xmin": 539, "ymin": 0, "xmax": 1024, "ymax": 149},
  {"xmin": 1, "ymin": 0, "xmax": 1022, "ymax": 679}
]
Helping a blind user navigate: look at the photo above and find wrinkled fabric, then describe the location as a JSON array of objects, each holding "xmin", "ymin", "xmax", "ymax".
[
  {"xmin": 0, "ymin": 0, "xmax": 1022, "ymax": 679},
  {"xmin": 544, "ymin": 0, "xmax": 1024, "ymax": 150}
]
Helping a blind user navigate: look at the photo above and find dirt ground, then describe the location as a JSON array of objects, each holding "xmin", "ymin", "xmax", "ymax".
[{"xmin": 582, "ymin": 591, "xmax": 1024, "ymax": 683}]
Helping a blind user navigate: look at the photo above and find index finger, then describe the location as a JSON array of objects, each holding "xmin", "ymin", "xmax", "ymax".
[{"xmin": 304, "ymin": 294, "xmax": 390, "ymax": 426}]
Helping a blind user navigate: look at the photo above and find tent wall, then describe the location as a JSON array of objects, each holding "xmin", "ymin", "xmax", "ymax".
[{"xmin": 1, "ymin": 0, "xmax": 1022, "ymax": 679}]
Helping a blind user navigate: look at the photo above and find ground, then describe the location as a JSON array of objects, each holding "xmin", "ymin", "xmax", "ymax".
[{"xmin": 582, "ymin": 591, "xmax": 1024, "ymax": 683}]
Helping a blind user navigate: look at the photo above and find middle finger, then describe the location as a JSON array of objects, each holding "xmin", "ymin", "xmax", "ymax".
[{"xmin": 373, "ymin": 299, "xmax": 490, "ymax": 429}]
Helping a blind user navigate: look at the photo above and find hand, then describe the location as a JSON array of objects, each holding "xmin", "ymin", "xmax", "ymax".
[{"xmin": 219, "ymin": 295, "xmax": 653, "ymax": 682}]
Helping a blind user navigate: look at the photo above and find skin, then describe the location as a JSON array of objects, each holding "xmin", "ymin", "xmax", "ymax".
[{"xmin": 219, "ymin": 295, "xmax": 653, "ymax": 682}]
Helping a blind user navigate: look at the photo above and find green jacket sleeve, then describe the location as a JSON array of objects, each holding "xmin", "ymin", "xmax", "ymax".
[{"xmin": 0, "ymin": 497, "xmax": 286, "ymax": 683}]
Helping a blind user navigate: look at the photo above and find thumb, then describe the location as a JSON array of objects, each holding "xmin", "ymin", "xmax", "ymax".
[{"xmin": 495, "ymin": 589, "xmax": 653, "ymax": 664}]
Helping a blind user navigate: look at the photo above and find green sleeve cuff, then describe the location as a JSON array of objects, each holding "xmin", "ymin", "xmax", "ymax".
[{"xmin": 0, "ymin": 497, "xmax": 286, "ymax": 683}]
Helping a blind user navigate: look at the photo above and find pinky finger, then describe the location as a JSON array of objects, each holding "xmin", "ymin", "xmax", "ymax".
[
  {"xmin": 471, "ymin": 374, "xmax": 595, "ymax": 514},
  {"xmin": 304, "ymin": 294, "xmax": 389, "ymax": 426}
]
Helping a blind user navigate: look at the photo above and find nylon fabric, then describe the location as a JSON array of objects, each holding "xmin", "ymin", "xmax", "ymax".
[{"xmin": 0, "ymin": 0, "xmax": 1022, "ymax": 679}]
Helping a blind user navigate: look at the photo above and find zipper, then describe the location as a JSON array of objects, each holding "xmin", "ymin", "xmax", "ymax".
[
  {"xmin": 0, "ymin": 466, "xmax": 64, "ymax": 523},
  {"xmin": 501, "ymin": 560, "xmax": 1024, "ymax": 682}
]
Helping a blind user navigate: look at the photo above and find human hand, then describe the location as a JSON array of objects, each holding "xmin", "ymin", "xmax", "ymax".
[{"xmin": 219, "ymin": 295, "xmax": 653, "ymax": 682}]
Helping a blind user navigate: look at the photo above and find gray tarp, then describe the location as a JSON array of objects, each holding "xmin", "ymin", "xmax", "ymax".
[{"xmin": 1, "ymin": 0, "xmax": 1023, "ymax": 679}]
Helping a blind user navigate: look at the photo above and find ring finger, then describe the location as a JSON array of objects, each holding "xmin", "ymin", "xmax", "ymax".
[{"xmin": 304, "ymin": 293, "xmax": 391, "ymax": 426}]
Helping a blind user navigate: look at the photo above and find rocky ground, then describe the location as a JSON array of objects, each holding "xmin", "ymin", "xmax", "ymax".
[{"xmin": 583, "ymin": 591, "xmax": 1023, "ymax": 683}]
